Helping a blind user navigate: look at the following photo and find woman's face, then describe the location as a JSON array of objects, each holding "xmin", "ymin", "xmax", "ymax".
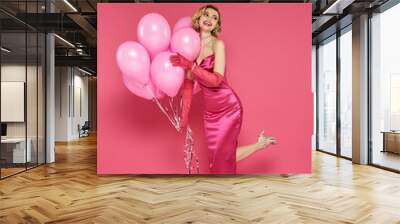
[{"xmin": 198, "ymin": 8, "xmax": 219, "ymax": 33}]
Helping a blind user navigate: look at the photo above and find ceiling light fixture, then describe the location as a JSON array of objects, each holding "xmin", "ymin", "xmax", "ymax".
[
  {"xmin": 63, "ymin": 0, "xmax": 78, "ymax": 12},
  {"xmin": 78, "ymin": 67, "xmax": 93, "ymax": 76},
  {"xmin": 1, "ymin": 47, "xmax": 11, "ymax": 53},
  {"xmin": 322, "ymin": 0, "xmax": 355, "ymax": 15},
  {"xmin": 54, "ymin": 34, "xmax": 75, "ymax": 48}
]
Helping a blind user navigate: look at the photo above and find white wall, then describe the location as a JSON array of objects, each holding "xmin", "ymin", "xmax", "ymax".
[
  {"xmin": 1, "ymin": 65, "xmax": 40, "ymax": 137},
  {"xmin": 55, "ymin": 67, "xmax": 89, "ymax": 141},
  {"xmin": 55, "ymin": 66, "xmax": 70, "ymax": 141},
  {"xmin": 1, "ymin": 65, "xmax": 26, "ymax": 135},
  {"xmin": 72, "ymin": 73, "xmax": 89, "ymax": 138},
  {"xmin": 1, "ymin": 63, "xmax": 46, "ymax": 164},
  {"xmin": 1, "ymin": 82, "xmax": 25, "ymax": 122}
]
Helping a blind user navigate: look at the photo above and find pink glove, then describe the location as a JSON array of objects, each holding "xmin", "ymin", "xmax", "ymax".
[
  {"xmin": 170, "ymin": 54, "xmax": 194, "ymax": 71},
  {"xmin": 191, "ymin": 65, "xmax": 224, "ymax": 87},
  {"xmin": 170, "ymin": 53, "xmax": 224, "ymax": 87},
  {"xmin": 179, "ymin": 79, "xmax": 194, "ymax": 129}
]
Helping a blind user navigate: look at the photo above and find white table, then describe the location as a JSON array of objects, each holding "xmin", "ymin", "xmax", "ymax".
[{"xmin": 1, "ymin": 138, "xmax": 32, "ymax": 163}]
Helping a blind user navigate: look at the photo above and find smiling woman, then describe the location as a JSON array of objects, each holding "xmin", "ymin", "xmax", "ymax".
[
  {"xmin": 192, "ymin": 5, "xmax": 222, "ymax": 37},
  {"xmin": 98, "ymin": 3, "xmax": 312, "ymax": 174},
  {"xmin": 170, "ymin": 4, "xmax": 277, "ymax": 174}
]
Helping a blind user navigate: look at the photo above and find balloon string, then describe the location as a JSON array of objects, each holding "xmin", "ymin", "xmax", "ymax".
[
  {"xmin": 145, "ymin": 85, "xmax": 179, "ymax": 131},
  {"xmin": 179, "ymin": 96, "xmax": 183, "ymax": 121},
  {"xmin": 144, "ymin": 85, "xmax": 198, "ymax": 174},
  {"xmin": 169, "ymin": 97, "xmax": 180, "ymax": 127}
]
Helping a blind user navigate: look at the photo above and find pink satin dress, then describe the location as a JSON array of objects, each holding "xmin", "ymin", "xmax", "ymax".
[{"xmin": 196, "ymin": 54, "xmax": 243, "ymax": 174}]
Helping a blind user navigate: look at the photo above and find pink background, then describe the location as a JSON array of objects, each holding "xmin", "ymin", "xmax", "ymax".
[{"xmin": 97, "ymin": 3, "xmax": 313, "ymax": 174}]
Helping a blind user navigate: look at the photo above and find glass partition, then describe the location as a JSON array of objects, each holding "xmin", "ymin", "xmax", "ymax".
[
  {"xmin": 0, "ymin": 1, "xmax": 46, "ymax": 179},
  {"xmin": 1, "ymin": 30, "xmax": 28, "ymax": 177}
]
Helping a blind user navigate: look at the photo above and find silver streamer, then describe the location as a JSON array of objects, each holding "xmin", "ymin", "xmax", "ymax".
[{"xmin": 184, "ymin": 126, "xmax": 200, "ymax": 174}]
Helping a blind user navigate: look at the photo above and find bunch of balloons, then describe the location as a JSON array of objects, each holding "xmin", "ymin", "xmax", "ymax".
[
  {"xmin": 116, "ymin": 13, "xmax": 200, "ymax": 99},
  {"xmin": 116, "ymin": 13, "xmax": 200, "ymax": 174}
]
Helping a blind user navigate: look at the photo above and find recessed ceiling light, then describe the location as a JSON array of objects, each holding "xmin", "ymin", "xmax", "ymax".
[
  {"xmin": 63, "ymin": 0, "xmax": 78, "ymax": 12},
  {"xmin": 78, "ymin": 67, "xmax": 93, "ymax": 76},
  {"xmin": 323, "ymin": 0, "xmax": 355, "ymax": 15},
  {"xmin": 54, "ymin": 34, "xmax": 75, "ymax": 48},
  {"xmin": 1, "ymin": 47, "xmax": 11, "ymax": 53}
]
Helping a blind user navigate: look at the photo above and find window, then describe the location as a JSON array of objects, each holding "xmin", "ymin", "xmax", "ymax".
[
  {"xmin": 370, "ymin": 3, "xmax": 400, "ymax": 171},
  {"xmin": 339, "ymin": 27, "xmax": 352, "ymax": 158},
  {"xmin": 317, "ymin": 35, "xmax": 337, "ymax": 154}
]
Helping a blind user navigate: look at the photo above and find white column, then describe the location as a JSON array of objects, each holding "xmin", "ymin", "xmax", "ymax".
[
  {"xmin": 352, "ymin": 14, "xmax": 369, "ymax": 164},
  {"xmin": 45, "ymin": 0, "xmax": 55, "ymax": 163},
  {"xmin": 46, "ymin": 33, "xmax": 55, "ymax": 163}
]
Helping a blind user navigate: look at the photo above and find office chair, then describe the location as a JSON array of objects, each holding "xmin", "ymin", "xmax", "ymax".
[{"xmin": 79, "ymin": 121, "xmax": 90, "ymax": 138}]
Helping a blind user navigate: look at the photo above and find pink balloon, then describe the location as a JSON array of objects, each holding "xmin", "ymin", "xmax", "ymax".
[
  {"xmin": 116, "ymin": 41, "xmax": 150, "ymax": 85},
  {"xmin": 173, "ymin": 17, "xmax": 192, "ymax": 33},
  {"xmin": 151, "ymin": 51, "xmax": 185, "ymax": 97},
  {"xmin": 123, "ymin": 74, "xmax": 164, "ymax": 100},
  {"xmin": 170, "ymin": 28, "xmax": 200, "ymax": 61},
  {"xmin": 137, "ymin": 13, "xmax": 171, "ymax": 59}
]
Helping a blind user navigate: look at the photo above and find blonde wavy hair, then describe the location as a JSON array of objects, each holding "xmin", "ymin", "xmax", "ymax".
[{"xmin": 192, "ymin": 4, "xmax": 221, "ymax": 37}]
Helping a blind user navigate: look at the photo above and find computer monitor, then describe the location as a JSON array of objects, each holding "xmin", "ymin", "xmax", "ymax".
[{"xmin": 1, "ymin": 123, "xmax": 7, "ymax": 137}]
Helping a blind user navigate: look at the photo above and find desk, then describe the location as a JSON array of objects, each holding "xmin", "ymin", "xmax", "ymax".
[
  {"xmin": 382, "ymin": 131, "xmax": 400, "ymax": 154},
  {"xmin": 1, "ymin": 138, "xmax": 31, "ymax": 163}
]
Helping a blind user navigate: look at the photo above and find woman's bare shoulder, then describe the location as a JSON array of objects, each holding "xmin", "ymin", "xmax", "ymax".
[
  {"xmin": 213, "ymin": 38, "xmax": 225, "ymax": 53},
  {"xmin": 214, "ymin": 39, "xmax": 225, "ymax": 49}
]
